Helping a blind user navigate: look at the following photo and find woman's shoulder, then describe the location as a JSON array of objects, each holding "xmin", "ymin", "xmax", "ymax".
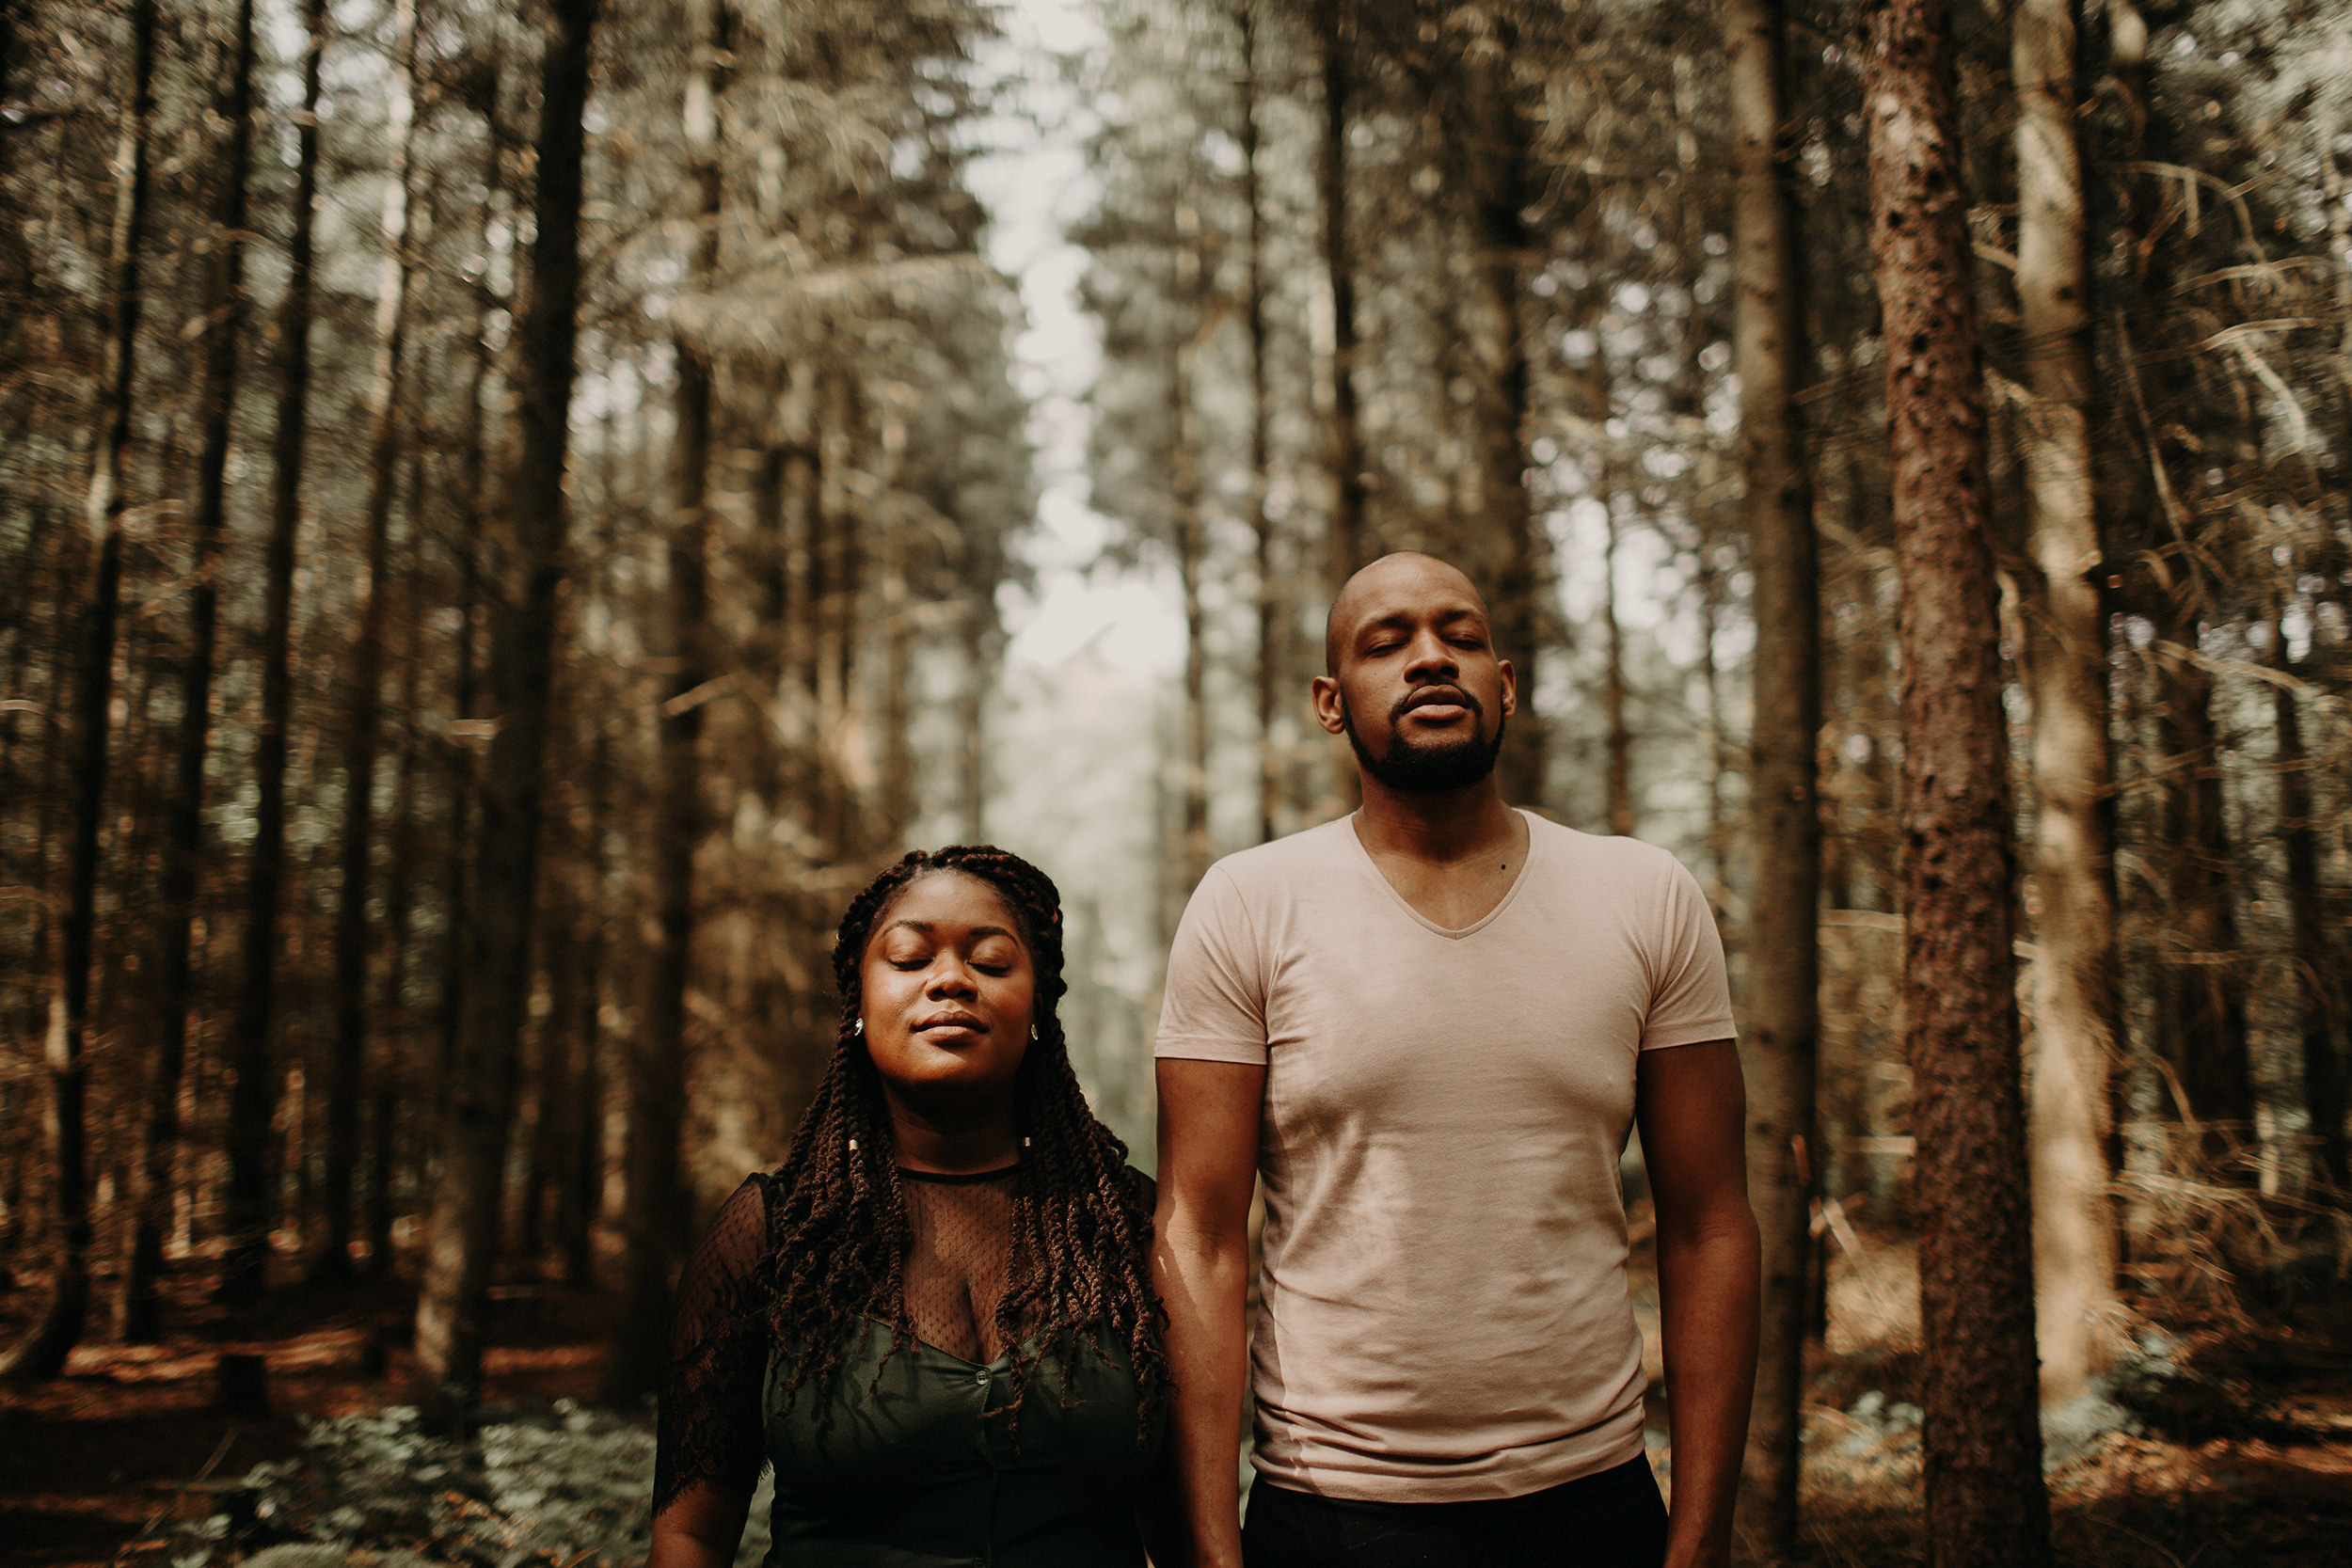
[{"xmin": 687, "ymin": 1171, "xmax": 783, "ymax": 1276}]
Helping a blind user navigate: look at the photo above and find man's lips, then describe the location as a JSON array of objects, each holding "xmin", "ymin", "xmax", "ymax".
[{"xmin": 1400, "ymin": 686, "xmax": 1472, "ymax": 719}]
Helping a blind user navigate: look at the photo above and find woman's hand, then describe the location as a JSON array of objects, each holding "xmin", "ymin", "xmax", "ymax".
[{"xmin": 648, "ymin": 1481, "xmax": 755, "ymax": 1568}]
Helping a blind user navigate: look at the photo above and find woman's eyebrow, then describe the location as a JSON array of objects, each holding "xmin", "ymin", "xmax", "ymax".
[{"xmin": 881, "ymin": 919, "xmax": 1021, "ymax": 943}]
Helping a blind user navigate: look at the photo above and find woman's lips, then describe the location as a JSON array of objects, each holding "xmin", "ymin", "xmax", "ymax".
[{"xmin": 914, "ymin": 1015, "xmax": 985, "ymax": 1035}]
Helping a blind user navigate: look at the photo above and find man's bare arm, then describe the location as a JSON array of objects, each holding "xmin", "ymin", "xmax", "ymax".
[
  {"xmin": 1635, "ymin": 1039, "xmax": 1760, "ymax": 1568},
  {"xmin": 1152, "ymin": 1057, "xmax": 1264, "ymax": 1568}
]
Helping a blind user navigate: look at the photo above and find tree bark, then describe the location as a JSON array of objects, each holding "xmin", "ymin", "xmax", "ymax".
[
  {"xmin": 430, "ymin": 77, "xmax": 505, "ymax": 1136},
  {"xmin": 1600, "ymin": 509, "xmax": 1633, "ymax": 836},
  {"xmin": 1725, "ymin": 0, "xmax": 1821, "ymax": 1546},
  {"xmin": 1173, "ymin": 187, "xmax": 1211, "ymax": 890},
  {"xmin": 557, "ymin": 715, "xmax": 612, "ymax": 1286},
  {"xmin": 371, "ymin": 504, "xmax": 428, "ymax": 1275},
  {"xmin": 2153, "ymin": 641, "xmax": 2249, "ymax": 1157},
  {"xmin": 2011, "ymin": 0, "xmax": 2122, "ymax": 1407},
  {"xmin": 4, "ymin": 0, "xmax": 156, "ymax": 1383},
  {"xmin": 1237, "ymin": 0, "xmax": 1277, "ymax": 846},
  {"xmin": 118, "ymin": 0, "xmax": 258, "ymax": 1341},
  {"xmin": 316, "ymin": 0, "xmax": 421, "ymax": 1283},
  {"xmin": 602, "ymin": 0, "xmax": 721, "ymax": 1404},
  {"xmin": 2273, "ymin": 641, "xmax": 2347, "ymax": 1189},
  {"xmin": 1862, "ymin": 0, "xmax": 2053, "ymax": 1561},
  {"xmin": 958, "ymin": 597, "xmax": 988, "ymax": 844},
  {"xmin": 1314, "ymin": 0, "xmax": 1365, "ymax": 590},
  {"xmin": 412, "ymin": 0, "xmax": 601, "ymax": 1417},
  {"xmin": 217, "ymin": 0, "xmax": 322, "ymax": 1315},
  {"xmin": 1455, "ymin": 41, "xmax": 1545, "ymax": 809}
]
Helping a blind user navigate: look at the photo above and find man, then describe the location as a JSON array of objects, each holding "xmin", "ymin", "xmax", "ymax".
[{"xmin": 1152, "ymin": 553, "xmax": 1758, "ymax": 1568}]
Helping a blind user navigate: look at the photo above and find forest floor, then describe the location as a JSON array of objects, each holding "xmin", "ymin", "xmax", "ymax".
[{"xmin": 2, "ymin": 1219, "xmax": 2347, "ymax": 1568}]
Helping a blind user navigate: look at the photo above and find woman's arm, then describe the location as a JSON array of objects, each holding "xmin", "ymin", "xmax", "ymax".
[
  {"xmin": 1136, "ymin": 1422, "xmax": 1190, "ymax": 1568},
  {"xmin": 649, "ymin": 1178, "xmax": 774, "ymax": 1568},
  {"xmin": 651, "ymin": 1481, "xmax": 755, "ymax": 1568}
]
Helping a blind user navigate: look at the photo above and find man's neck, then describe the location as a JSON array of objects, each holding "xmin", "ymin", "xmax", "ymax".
[{"xmin": 1352, "ymin": 775, "xmax": 1521, "ymax": 865}]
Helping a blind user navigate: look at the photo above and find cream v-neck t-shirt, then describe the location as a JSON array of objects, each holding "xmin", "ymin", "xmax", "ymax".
[{"xmin": 1153, "ymin": 811, "xmax": 1735, "ymax": 1503}]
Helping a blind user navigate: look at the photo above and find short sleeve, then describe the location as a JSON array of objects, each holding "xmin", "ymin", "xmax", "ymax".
[
  {"xmin": 1152, "ymin": 864, "xmax": 1271, "ymax": 1065},
  {"xmin": 653, "ymin": 1176, "xmax": 774, "ymax": 1514},
  {"xmin": 1640, "ymin": 855, "xmax": 1737, "ymax": 1051}
]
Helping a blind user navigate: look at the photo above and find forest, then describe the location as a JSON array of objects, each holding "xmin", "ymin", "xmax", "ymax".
[{"xmin": 0, "ymin": 0, "xmax": 2346, "ymax": 1563}]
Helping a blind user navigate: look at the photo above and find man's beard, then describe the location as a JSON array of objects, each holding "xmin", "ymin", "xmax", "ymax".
[{"xmin": 1343, "ymin": 689, "xmax": 1506, "ymax": 794}]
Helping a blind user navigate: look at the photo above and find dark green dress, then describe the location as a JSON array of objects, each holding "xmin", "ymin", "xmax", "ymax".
[{"xmin": 654, "ymin": 1167, "xmax": 1165, "ymax": 1568}]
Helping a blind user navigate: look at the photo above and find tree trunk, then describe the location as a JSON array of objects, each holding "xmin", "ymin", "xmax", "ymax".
[
  {"xmin": 1694, "ymin": 546, "xmax": 1727, "ymax": 901},
  {"xmin": 1600, "ymin": 509, "xmax": 1633, "ymax": 837},
  {"xmin": 880, "ymin": 443, "xmax": 914, "ymax": 839},
  {"xmin": 430, "ymin": 81, "xmax": 505, "ymax": 1137},
  {"xmin": 118, "ymin": 0, "xmax": 258, "ymax": 1341},
  {"xmin": 316, "ymin": 0, "xmax": 421, "ymax": 1283},
  {"xmin": 371, "ymin": 509, "xmax": 428, "ymax": 1275},
  {"xmin": 412, "ymin": 0, "xmax": 601, "ymax": 1418},
  {"xmin": 557, "ymin": 716, "xmax": 613, "ymax": 1286},
  {"xmin": 748, "ymin": 430, "xmax": 790, "ymax": 810},
  {"xmin": 1314, "ymin": 0, "xmax": 1364, "ymax": 589},
  {"xmin": 1237, "ymin": 1, "xmax": 1277, "ymax": 845},
  {"xmin": 959, "ymin": 598, "xmax": 988, "ymax": 843},
  {"xmin": 1456, "ymin": 46, "xmax": 1544, "ymax": 809},
  {"xmin": 4, "ymin": 0, "xmax": 156, "ymax": 1383},
  {"xmin": 2011, "ymin": 0, "xmax": 2122, "ymax": 1408},
  {"xmin": 1726, "ymin": 0, "xmax": 1821, "ymax": 1546},
  {"xmin": 1173, "ymin": 188, "xmax": 1211, "ymax": 890},
  {"xmin": 602, "ymin": 0, "xmax": 720, "ymax": 1404},
  {"xmin": 218, "ymin": 0, "xmax": 321, "ymax": 1315},
  {"xmin": 2273, "ymin": 641, "xmax": 2347, "ymax": 1189},
  {"xmin": 811, "ymin": 371, "xmax": 857, "ymax": 857},
  {"xmin": 781, "ymin": 365, "xmax": 824, "ymax": 831},
  {"xmin": 1862, "ymin": 0, "xmax": 2053, "ymax": 1560},
  {"xmin": 2153, "ymin": 641, "xmax": 2249, "ymax": 1159}
]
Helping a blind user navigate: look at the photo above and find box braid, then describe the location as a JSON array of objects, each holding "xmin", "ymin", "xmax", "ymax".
[{"xmin": 761, "ymin": 845, "xmax": 1170, "ymax": 1440}]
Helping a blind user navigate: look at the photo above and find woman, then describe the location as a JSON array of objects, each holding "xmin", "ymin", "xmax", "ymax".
[{"xmin": 648, "ymin": 846, "xmax": 1176, "ymax": 1568}]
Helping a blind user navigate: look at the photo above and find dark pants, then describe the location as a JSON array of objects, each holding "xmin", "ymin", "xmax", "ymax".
[{"xmin": 1240, "ymin": 1455, "xmax": 1669, "ymax": 1568}]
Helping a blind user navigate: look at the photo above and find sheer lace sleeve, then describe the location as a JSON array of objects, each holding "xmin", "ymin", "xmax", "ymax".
[{"xmin": 653, "ymin": 1174, "xmax": 774, "ymax": 1515}]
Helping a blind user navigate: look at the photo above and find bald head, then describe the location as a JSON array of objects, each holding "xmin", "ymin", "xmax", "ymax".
[{"xmin": 1325, "ymin": 553, "xmax": 1491, "ymax": 674}]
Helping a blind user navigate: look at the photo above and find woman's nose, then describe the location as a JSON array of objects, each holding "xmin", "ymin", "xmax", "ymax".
[{"xmin": 926, "ymin": 960, "xmax": 977, "ymax": 997}]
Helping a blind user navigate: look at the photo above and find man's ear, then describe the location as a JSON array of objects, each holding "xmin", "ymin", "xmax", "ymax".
[
  {"xmin": 1311, "ymin": 674, "xmax": 1347, "ymax": 736},
  {"xmin": 1497, "ymin": 657, "xmax": 1518, "ymax": 720}
]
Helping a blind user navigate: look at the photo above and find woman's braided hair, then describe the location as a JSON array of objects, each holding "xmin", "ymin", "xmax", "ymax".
[{"xmin": 761, "ymin": 845, "xmax": 1169, "ymax": 1437}]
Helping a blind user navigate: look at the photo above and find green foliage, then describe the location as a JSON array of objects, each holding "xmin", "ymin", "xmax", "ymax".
[{"xmin": 155, "ymin": 1402, "xmax": 772, "ymax": 1568}]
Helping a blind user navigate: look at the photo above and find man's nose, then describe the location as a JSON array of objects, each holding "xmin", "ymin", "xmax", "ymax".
[{"xmin": 1403, "ymin": 631, "xmax": 1458, "ymax": 680}]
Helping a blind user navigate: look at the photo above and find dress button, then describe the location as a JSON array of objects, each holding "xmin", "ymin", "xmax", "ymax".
[{"xmin": 976, "ymin": 1371, "xmax": 990, "ymax": 1385}]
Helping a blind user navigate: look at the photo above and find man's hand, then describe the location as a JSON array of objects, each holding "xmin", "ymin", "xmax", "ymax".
[
  {"xmin": 1636, "ymin": 1039, "xmax": 1761, "ymax": 1568},
  {"xmin": 1152, "ymin": 1057, "xmax": 1265, "ymax": 1568}
]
